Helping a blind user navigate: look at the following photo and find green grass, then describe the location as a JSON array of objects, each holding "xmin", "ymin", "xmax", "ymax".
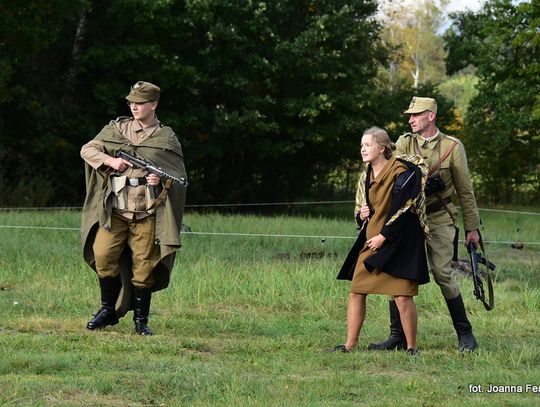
[{"xmin": 0, "ymin": 209, "xmax": 539, "ymax": 406}]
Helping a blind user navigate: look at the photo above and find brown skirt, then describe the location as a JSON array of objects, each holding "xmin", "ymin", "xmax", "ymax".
[{"xmin": 351, "ymin": 248, "xmax": 418, "ymax": 296}]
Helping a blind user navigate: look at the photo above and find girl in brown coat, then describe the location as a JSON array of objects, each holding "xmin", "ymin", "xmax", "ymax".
[{"xmin": 330, "ymin": 127, "xmax": 429, "ymax": 355}]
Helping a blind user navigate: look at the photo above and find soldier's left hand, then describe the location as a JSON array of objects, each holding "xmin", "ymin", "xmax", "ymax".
[{"xmin": 146, "ymin": 173, "xmax": 161, "ymax": 186}]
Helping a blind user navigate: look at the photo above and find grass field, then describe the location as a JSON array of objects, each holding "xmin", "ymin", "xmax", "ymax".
[{"xmin": 0, "ymin": 208, "xmax": 539, "ymax": 406}]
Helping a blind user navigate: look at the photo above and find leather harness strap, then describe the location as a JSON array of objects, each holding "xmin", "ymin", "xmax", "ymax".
[
  {"xmin": 429, "ymin": 140, "xmax": 458, "ymax": 176},
  {"xmin": 414, "ymin": 136, "xmax": 459, "ymax": 176},
  {"xmin": 147, "ymin": 178, "xmax": 173, "ymax": 211}
]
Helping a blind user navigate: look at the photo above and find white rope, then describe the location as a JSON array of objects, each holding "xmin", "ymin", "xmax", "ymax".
[
  {"xmin": 185, "ymin": 200, "xmax": 353, "ymax": 208},
  {"xmin": 0, "ymin": 224, "xmax": 538, "ymax": 245},
  {"xmin": 0, "ymin": 207, "xmax": 83, "ymax": 211},
  {"xmin": 0, "ymin": 202, "xmax": 538, "ymax": 215},
  {"xmin": 0, "ymin": 225, "xmax": 80, "ymax": 231},
  {"xmin": 476, "ymin": 208, "xmax": 540, "ymax": 216},
  {"xmin": 183, "ymin": 231, "xmax": 352, "ymax": 239}
]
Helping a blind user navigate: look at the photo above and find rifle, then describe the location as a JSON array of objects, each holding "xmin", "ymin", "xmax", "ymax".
[
  {"xmin": 467, "ymin": 242, "xmax": 495, "ymax": 311},
  {"xmin": 116, "ymin": 150, "xmax": 188, "ymax": 186}
]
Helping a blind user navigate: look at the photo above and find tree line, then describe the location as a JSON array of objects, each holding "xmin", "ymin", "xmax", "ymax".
[{"xmin": 0, "ymin": 0, "xmax": 537, "ymax": 207}]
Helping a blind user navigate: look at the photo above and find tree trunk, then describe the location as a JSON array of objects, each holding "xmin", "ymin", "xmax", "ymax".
[
  {"xmin": 411, "ymin": 53, "xmax": 420, "ymax": 89},
  {"xmin": 63, "ymin": 6, "xmax": 88, "ymax": 104}
]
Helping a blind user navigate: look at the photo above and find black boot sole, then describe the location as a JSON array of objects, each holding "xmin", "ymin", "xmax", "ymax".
[
  {"xmin": 86, "ymin": 309, "xmax": 119, "ymax": 330},
  {"xmin": 87, "ymin": 324, "xmax": 118, "ymax": 330},
  {"xmin": 135, "ymin": 326, "xmax": 153, "ymax": 335},
  {"xmin": 86, "ymin": 319, "xmax": 119, "ymax": 330},
  {"xmin": 367, "ymin": 339, "xmax": 407, "ymax": 351}
]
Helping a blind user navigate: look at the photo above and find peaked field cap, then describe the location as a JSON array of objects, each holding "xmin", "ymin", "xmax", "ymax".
[
  {"xmin": 126, "ymin": 81, "xmax": 160, "ymax": 103},
  {"xmin": 403, "ymin": 96, "xmax": 437, "ymax": 114}
]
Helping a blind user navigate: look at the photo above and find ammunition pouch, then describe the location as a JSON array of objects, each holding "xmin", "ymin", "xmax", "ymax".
[
  {"xmin": 111, "ymin": 176, "xmax": 128, "ymax": 210},
  {"xmin": 111, "ymin": 175, "xmax": 161, "ymax": 214},
  {"xmin": 425, "ymin": 174, "xmax": 446, "ymax": 197}
]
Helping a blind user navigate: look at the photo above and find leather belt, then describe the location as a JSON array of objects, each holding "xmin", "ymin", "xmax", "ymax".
[
  {"xmin": 127, "ymin": 177, "xmax": 147, "ymax": 187},
  {"xmin": 426, "ymin": 197, "xmax": 451, "ymax": 214}
]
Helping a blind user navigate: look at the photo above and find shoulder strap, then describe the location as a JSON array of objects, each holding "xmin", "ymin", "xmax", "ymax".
[
  {"xmin": 147, "ymin": 179, "xmax": 174, "ymax": 211},
  {"xmin": 430, "ymin": 139, "xmax": 458, "ymax": 176}
]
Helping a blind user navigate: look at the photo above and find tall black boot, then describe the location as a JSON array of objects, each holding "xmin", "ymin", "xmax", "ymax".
[
  {"xmin": 87, "ymin": 275, "xmax": 122, "ymax": 330},
  {"xmin": 367, "ymin": 300, "xmax": 407, "ymax": 350},
  {"xmin": 446, "ymin": 295, "xmax": 478, "ymax": 352},
  {"xmin": 133, "ymin": 287, "xmax": 153, "ymax": 336}
]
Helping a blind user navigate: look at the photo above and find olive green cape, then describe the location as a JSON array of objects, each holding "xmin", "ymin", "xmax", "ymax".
[{"xmin": 81, "ymin": 119, "xmax": 187, "ymax": 317}]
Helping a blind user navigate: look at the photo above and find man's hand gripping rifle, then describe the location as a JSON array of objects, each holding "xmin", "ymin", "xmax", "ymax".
[
  {"xmin": 467, "ymin": 242, "xmax": 495, "ymax": 311},
  {"xmin": 116, "ymin": 150, "xmax": 188, "ymax": 187}
]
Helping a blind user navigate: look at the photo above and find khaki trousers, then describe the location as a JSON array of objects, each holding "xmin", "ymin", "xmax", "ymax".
[
  {"xmin": 426, "ymin": 224, "xmax": 461, "ymax": 299},
  {"xmin": 93, "ymin": 213, "xmax": 161, "ymax": 288}
]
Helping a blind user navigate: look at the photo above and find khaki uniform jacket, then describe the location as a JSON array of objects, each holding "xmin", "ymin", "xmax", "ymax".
[
  {"xmin": 81, "ymin": 118, "xmax": 187, "ymax": 297},
  {"xmin": 395, "ymin": 131, "xmax": 480, "ymax": 231},
  {"xmin": 81, "ymin": 116, "xmax": 161, "ymax": 217}
]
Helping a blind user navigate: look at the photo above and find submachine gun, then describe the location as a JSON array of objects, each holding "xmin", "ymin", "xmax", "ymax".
[
  {"xmin": 467, "ymin": 242, "xmax": 496, "ymax": 311},
  {"xmin": 116, "ymin": 150, "xmax": 188, "ymax": 187}
]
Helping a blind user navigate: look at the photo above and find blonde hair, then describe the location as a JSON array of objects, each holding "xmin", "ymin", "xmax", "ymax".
[{"xmin": 363, "ymin": 126, "xmax": 396, "ymax": 159}]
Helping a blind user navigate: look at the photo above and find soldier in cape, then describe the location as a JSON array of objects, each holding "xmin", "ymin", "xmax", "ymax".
[
  {"xmin": 80, "ymin": 81, "xmax": 187, "ymax": 335},
  {"xmin": 368, "ymin": 96, "xmax": 481, "ymax": 352}
]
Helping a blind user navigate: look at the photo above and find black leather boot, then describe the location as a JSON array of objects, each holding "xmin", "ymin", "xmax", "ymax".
[
  {"xmin": 87, "ymin": 275, "xmax": 122, "ymax": 330},
  {"xmin": 446, "ymin": 295, "xmax": 478, "ymax": 352},
  {"xmin": 367, "ymin": 300, "xmax": 407, "ymax": 350},
  {"xmin": 133, "ymin": 287, "xmax": 153, "ymax": 336}
]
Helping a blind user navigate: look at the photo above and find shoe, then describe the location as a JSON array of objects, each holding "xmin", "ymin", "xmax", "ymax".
[
  {"xmin": 325, "ymin": 344, "xmax": 351, "ymax": 353},
  {"xmin": 405, "ymin": 348, "xmax": 419, "ymax": 356}
]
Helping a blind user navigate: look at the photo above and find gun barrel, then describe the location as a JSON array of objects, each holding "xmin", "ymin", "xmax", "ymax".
[
  {"xmin": 151, "ymin": 167, "xmax": 188, "ymax": 186},
  {"xmin": 117, "ymin": 151, "xmax": 145, "ymax": 167},
  {"xmin": 117, "ymin": 150, "xmax": 188, "ymax": 186}
]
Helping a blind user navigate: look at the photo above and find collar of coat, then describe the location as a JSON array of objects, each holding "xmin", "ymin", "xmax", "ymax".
[
  {"xmin": 99, "ymin": 120, "xmax": 183, "ymax": 155},
  {"xmin": 94, "ymin": 121, "xmax": 186, "ymax": 178}
]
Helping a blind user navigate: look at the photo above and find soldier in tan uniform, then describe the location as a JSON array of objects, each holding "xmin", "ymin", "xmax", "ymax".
[
  {"xmin": 81, "ymin": 81, "xmax": 187, "ymax": 336},
  {"xmin": 368, "ymin": 96, "xmax": 481, "ymax": 352}
]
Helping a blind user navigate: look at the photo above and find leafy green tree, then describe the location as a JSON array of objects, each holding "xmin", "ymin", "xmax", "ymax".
[
  {"xmin": 436, "ymin": 67, "xmax": 479, "ymax": 121},
  {"xmin": 170, "ymin": 0, "xmax": 386, "ymax": 203},
  {"xmin": 1, "ymin": 0, "xmax": 387, "ymax": 206},
  {"xmin": 29, "ymin": 0, "xmax": 384, "ymax": 202},
  {"xmin": 0, "ymin": 0, "xmax": 90, "ymax": 205},
  {"xmin": 445, "ymin": 0, "xmax": 540, "ymax": 203},
  {"xmin": 379, "ymin": 0, "xmax": 448, "ymax": 89}
]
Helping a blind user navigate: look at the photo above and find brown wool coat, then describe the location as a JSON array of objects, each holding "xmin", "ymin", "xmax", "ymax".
[{"xmin": 337, "ymin": 158, "xmax": 429, "ymax": 285}]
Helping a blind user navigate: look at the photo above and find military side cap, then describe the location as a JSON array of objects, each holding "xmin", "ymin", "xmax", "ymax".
[
  {"xmin": 403, "ymin": 96, "xmax": 437, "ymax": 114},
  {"xmin": 126, "ymin": 81, "xmax": 160, "ymax": 103}
]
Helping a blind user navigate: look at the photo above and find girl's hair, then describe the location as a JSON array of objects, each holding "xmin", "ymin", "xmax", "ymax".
[{"xmin": 363, "ymin": 126, "xmax": 396, "ymax": 159}]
